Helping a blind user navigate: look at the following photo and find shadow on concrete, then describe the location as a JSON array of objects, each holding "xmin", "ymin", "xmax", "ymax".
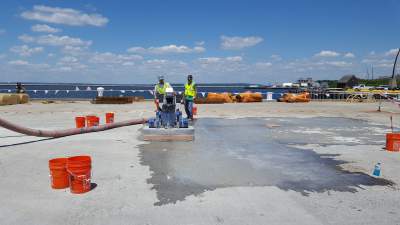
[{"xmin": 90, "ymin": 183, "xmax": 98, "ymax": 191}]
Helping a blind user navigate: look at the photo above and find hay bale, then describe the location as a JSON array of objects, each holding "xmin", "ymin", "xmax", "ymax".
[
  {"xmin": 0, "ymin": 94, "xmax": 6, "ymax": 106},
  {"xmin": 7, "ymin": 94, "xmax": 19, "ymax": 105},
  {"xmin": 0, "ymin": 94, "xmax": 19, "ymax": 105},
  {"xmin": 17, "ymin": 94, "xmax": 30, "ymax": 104}
]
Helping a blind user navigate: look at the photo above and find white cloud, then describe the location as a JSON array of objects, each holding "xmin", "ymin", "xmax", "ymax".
[
  {"xmin": 127, "ymin": 44, "xmax": 205, "ymax": 54},
  {"xmin": 21, "ymin": 5, "xmax": 108, "ymax": 27},
  {"xmin": 198, "ymin": 56, "xmax": 243, "ymax": 64},
  {"xmin": 8, "ymin": 60, "xmax": 49, "ymax": 69},
  {"xmin": 38, "ymin": 34, "xmax": 92, "ymax": 46},
  {"xmin": 31, "ymin": 24, "xmax": 61, "ymax": 33},
  {"xmin": 18, "ymin": 34, "xmax": 35, "ymax": 43},
  {"xmin": 56, "ymin": 56, "xmax": 87, "ymax": 71},
  {"xmin": 195, "ymin": 41, "xmax": 205, "ymax": 46},
  {"xmin": 314, "ymin": 50, "xmax": 340, "ymax": 57},
  {"xmin": 197, "ymin": 57, "xmax": 221, "ymax": 63},
  {"xmin": 226, "ymin": 56, "xmax": 243, "ymax": 62},
  {"xmin": 27, "ymin": 34, "xmax": 92, "ymax": 46},
  {"xmin": 8, "ymin": 60, "xmax": 29, "ymax": 65},
  {"xmin": 10, "ymin": 45, "xmax": 44, "ymax": 57},
  {"xmin": 324, "ymin": 61, "xmax": 352, "ymax": 67},
  {"xmin": 90, "ymin": 52, "xmax": 143, "ymax": 64},
  {"xmin": 344, "ymin": 52, "xmax": 355, "ymax": 58},
  {"xmin": 270, "ymin": 54, "xmax": 282, "ymax": 61},
  {"xmin": 385, "ymin": 48, "xmax": 399, "ymax": 56},
  {"xmin": 61, "ymin": 45, "xmax": 87, "ymax": 55},
  {"xmin": 255, "ymin": 62, "xmax": 273, "ymax": 68},
  {"xmin": 60, "ymin": 56, "xmax": 78, "ymax": 63},
  {"xmin": 220, "ymin": 35, "xmax": 263, "ymax": 50}
]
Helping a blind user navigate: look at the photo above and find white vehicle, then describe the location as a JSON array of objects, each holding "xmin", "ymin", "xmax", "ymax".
[
  {"xmin": 353, "ymin": 84, "xmax": 374, "ymax": 91},
  {"xmin": 282, "ymin": 83, "xmax": 293, "ymax": 87}
]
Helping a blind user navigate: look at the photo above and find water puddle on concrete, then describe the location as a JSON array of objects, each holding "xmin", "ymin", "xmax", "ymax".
[{"xmin": 138, "ymin": 117, "xmax": 394, "ymax": 206}]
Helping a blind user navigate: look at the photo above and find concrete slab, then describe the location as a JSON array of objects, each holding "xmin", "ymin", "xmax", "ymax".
[{"xmin": 0, "ymin": 101, "xmax": 399, "ymax": 225}]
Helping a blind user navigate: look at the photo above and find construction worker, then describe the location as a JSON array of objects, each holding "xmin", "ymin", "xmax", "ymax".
[
  {"xmin": 183, "ymin": 74, "xmax": 197, "ymax": 120},
  {"xmin": 154, "ymin": 75, "xmax": 171, "ymax": 110},
  {"xmin": 15, "ymin": 82, "xmax": 26, "ymax": 94}
]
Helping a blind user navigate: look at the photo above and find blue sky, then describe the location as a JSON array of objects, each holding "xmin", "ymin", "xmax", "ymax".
[{"xmin": 0, "ymin": 0, "xmax": 399, "ymax": 84}]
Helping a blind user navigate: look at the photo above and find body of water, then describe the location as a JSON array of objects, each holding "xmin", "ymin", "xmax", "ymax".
[{"xmin": 0, "ymin": 83, "xmax": 290, "ymax": 100}]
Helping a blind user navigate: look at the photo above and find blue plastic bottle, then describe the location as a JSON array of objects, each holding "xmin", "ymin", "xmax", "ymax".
[{"xmin": 373, "ymin": 163, "xmax": 381, "ymax": 176}]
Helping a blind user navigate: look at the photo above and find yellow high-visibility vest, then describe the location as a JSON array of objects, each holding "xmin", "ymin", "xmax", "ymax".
[
  {"xmin": 185, "ymin": 82, "xmax": 196, "ymax": 97},
  {"xmin": 155, "ymin": 82, "xmax": 171, "ymax": 95}
]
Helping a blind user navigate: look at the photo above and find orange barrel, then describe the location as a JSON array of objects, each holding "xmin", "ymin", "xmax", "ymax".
[
  {"xmin": 86, "ymin": 115, "xmax": 99, "ymax": 127},
  {"xmin": 49, "ymin": 158, "xmax": 69, "ymax": 189},
  {"xmin": 386, "ymin": 133, "xmax": 400, "ymax": 152},
  {"xmin": 105, "ymin": 112, "xmax": 114, "ymax": 124},
  {"xmin": 192, "ymin": 105, "xmax": 197, "ymax": 116},
  {"xmin": 75, "ymin": 116, "xmax": 86, "ymax": 128},
  {"xmin": 67, "ymin": 156, "xmax": 92, "ymax": 194}
]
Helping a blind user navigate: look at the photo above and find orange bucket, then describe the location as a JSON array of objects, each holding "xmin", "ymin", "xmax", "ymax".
[
  {"xmin": 75, "ymin": 116, "xmax": 86, "ymax": 128},
  {"xmin": 49, "ymin": 158, "xmax": 69, "ymax": 189},
  {"xmin": 192, "ymin": 105, "xmax": 197, "ymax": 116},
  {"xmin": 386, "ymin": 133, "xmax": 400, "ymax": 152},
  {"xmin": 67, "ymin": 156, "xmax": 92, "ymax": 194},
  {"xmin": 86, "ymin": 115, "xmax": 99, "ymax": 127},
  {"xmin": 105, "ymin": 112, "xmax": 114, "ymax": 123}
]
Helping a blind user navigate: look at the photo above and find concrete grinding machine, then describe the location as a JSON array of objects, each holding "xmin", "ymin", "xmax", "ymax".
[{"xmin": 141, "ymin": 87, "xmax": 195, "ymax": 141}]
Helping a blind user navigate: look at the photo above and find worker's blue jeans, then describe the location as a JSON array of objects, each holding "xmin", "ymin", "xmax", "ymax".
[{"xmin": 184, "ymin": 99, "xmax": 193, "ymax": 119}]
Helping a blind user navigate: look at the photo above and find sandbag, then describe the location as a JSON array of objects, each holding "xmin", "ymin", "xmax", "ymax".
[
  {"xmin": 237, "ymin": 92, "xmax": 263, "ymax": 103},
  {"xmin": 279, "ymin": 92, "xmax": 310, "ymax": 103},
  {"xmin": 205, "ymin": 92, "xmax": 234, "ymax": 103}
]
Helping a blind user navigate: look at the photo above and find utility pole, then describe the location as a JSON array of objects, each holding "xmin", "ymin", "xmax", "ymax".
[
  {"xmin": 390, "ymin": 48, "xmax": 400, "ymax": 89},
  {"xmin": 371, "ymin": 65, "xmax": 374, "ymax": 80}
]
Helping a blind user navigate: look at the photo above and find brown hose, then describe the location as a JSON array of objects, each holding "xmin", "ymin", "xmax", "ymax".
[{"xmin": 0, "ymin": 117, "xmax": 147, "ymax": 138}]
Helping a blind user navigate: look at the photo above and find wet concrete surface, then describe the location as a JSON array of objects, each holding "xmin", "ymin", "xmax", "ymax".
[{"xmin": 139, "ymin": 117, "xmax": 394, "ymax": 206}]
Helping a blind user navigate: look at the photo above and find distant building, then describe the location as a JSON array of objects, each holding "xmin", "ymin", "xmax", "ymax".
[
  {"xmin": 319, "ymin": 82, "xmax": 329, "ymax": 89},
  {"xmin": 298, "ymin": 77, "xmax": 313, "ymax": 87},
  {"xmin": 337, "ymin": 75, "xmax": 359, "ymax": 89}
]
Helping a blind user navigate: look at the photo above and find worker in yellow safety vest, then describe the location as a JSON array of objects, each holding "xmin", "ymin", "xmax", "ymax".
[
  {"xmin": 154, "ymin": 75, "xmax": 171, "ymax": 110},
  {"xmin": 183, "ymin": 74, "xmax": 197, "ymax": 120}
]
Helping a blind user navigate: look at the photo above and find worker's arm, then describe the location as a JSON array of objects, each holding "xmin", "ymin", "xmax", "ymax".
[
  {"xmin": 154, "ymin": 85, "xmax": 157, "ymax": 100},
  {"xmin": 193, "ymin": 83, "xmax": 197, "ymax": 99}
]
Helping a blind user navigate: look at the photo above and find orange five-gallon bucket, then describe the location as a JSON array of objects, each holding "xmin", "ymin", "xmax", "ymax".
[
  {"xmin": 386, "ymin": 133, "xmax": 400, "ymax": 152},
  {"xmin": 67, "ymin": 156, "xmax": 92, "ymax": 194},
  {"xmin": 49, "ymin": 158, "xmax": 69, "ymax": 189},
  {"xmin": 105, "ymin": 112, "xmax": 114, "ymax": 123},
  {"xmin": 75, "ymin": 116, "xmax": 86, "ymax": 128},
  {"xmin": 86, "ymin": 115, "xmax": 99, "ymax": 127}
]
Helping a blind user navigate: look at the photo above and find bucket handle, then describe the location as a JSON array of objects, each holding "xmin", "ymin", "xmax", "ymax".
[{"xmin": 77, "ymin": 174, "xmax": 91, "ymax": 188}]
